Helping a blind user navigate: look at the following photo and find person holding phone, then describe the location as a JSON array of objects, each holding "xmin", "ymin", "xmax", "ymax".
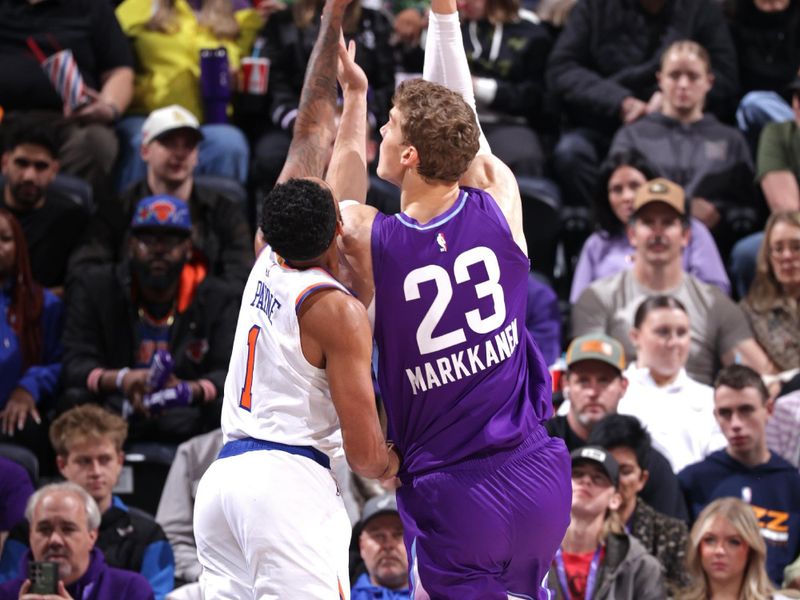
[{"xmin": 0, "ymin": 482, "xmax": 152, "ymax": 600}]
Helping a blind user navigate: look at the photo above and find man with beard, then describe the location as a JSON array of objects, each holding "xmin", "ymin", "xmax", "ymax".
[
  {"xmin": 352, "ymin": 494, "xmax": 409, "ymax": 599},
  {"xmin": 572, "ymin": 177, "xmax": 771, "ymax": 385},
  {"xmin": 547, "ymin": 333, "xmax": 688, "ymax": 520},
  {"xmin": 70, "ymin": 105, "xmax": 251, "ymax": 290},
  {"xmin": 61, "ymin": 195, "xmax": 238, "ymax": 443},
  {"xmin": 0, "ymin": 116, "xmax": 88, "ymax": 296},
  {"xmin": 0, "ymin": 482, "xmax": 152, "ymax": 600}
]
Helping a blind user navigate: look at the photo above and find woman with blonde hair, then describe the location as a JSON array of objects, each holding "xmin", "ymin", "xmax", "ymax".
[
  {"xmin": 679, "ymin": 497, "xmax": 791, "ymax": 599},
  {"xmin": 741, "ymin": 211, "xmax": 800, "ymax": 376}
]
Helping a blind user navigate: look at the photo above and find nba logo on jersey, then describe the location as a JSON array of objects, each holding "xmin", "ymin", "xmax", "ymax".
[{"xmin": 436, "ymin": 232, "xmax": 447, "ymax": 253}]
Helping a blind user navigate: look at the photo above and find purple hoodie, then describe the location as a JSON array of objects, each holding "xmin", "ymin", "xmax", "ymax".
[{"xmin": 0, "ymin": 548, "xmax": 153, "ymax": 600}]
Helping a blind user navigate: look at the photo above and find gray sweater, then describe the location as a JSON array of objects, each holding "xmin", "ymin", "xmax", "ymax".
[{"xmin": 610, "ymin": 113, "xmax": 756, "ymax": 210}]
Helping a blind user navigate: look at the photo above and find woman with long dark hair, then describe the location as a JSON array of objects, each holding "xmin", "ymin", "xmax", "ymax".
[
  {"xmin": 570, "ymin": 150, "xmax": 729, "ymax": 302},
  {"xmin": 0, "ymin": 209, "xmax": 63, "ymax": 449}
]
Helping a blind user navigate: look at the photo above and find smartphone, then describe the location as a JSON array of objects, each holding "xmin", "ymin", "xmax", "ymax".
[{"xmin": 28, "ymin": 561, "xmax": 59, "ymax": 594}]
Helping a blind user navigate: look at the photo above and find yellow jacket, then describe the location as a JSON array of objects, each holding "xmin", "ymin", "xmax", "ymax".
[{"xmin": 116, "ymin": 0, "xmax": 262, "ymax": 120}]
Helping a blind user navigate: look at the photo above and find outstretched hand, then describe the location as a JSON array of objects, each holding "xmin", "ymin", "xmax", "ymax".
[{"xmin": 337, "ymin": 37, "xmax": 368, "ymax": 95}]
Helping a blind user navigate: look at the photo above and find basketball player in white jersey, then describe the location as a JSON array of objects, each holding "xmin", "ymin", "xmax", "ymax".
[{"xmin": 192, "ymin": 0, "xmax": 398, "ymax": 596}]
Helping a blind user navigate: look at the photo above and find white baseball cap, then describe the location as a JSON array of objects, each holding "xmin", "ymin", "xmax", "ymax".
[{"xmin": 141, "ymin": 105, "xmax": 204, "ymax": 145}]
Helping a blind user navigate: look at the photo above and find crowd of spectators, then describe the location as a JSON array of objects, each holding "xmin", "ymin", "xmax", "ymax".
[{"xmin": 1, "ymin": 0, "xmax": 800, "ymax": 596}]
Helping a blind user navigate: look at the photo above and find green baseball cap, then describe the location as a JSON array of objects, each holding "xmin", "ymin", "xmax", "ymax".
[{"xmin": 565, "ymin": 334, "xmax": 626, "ymax": 372}]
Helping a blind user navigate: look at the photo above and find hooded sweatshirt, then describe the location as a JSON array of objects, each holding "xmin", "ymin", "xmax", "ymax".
[
  {"xmin": 546, "ymin": 532, "xmax": 666, "ymax": 599},
  {"xmin": 678, "ymin": 450, "xmax": 800, "ymax": 585}
]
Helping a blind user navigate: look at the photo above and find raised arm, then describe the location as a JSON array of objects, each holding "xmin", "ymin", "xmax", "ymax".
[
  {"xmin": 325, "ymin": 39, "xmax": 369, "ymax": 203},
  {"xmin": 424, "ymin": 0, "xmax": 528, "ymax": 256},
  {"xmin": 276, "ymin": 0, "xmax": 351, "ymax": 183}
]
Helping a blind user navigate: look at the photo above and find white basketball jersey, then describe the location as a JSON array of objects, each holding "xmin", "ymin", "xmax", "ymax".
[{"xmin": 221, "ymin": 245, "xmax": 349, "ymax": 461}]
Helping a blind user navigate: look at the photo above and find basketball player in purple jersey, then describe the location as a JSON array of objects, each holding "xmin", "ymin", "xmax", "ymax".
[{"xmin": 319, "ymin": 0, "xmax": 572, "ymax": 595}]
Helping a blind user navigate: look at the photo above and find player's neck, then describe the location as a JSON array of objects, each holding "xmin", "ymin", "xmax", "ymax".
[
  {"xmin": 562, "ymin": 513, "xmax": 604, "ymax": 553},
  {"xmin": 400, "ymin": 172, "xmax": 461, "ymax": 225}
]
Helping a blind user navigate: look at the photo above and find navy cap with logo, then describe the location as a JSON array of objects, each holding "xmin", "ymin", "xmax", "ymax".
[
  {"xmin": 131, "ymin": 195, "xmax": 192, "ymax": 234},
  {"xmin": 570, "ymin": 446, "xmax": 619, "ymax": 487}
]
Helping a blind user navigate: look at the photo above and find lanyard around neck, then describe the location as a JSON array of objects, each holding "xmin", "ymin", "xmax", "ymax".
[{"xmin": 554, "ymin": 546, "xmax": 602, "ymax": 600}]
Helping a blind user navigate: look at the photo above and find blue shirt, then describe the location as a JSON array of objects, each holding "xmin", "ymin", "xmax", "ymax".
[
  {"xmin": 351, "ymin": 573, "xmax": 410, "ymax": 600},
  {"xmin": 0, "ymin": 283, "xmax": 63, "ymax": 408}
]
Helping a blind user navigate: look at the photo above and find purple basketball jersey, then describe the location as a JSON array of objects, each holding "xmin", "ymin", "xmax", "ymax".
[{"xmin": 371, "ymin": 187, "xmax": 553, "ymax": 477}]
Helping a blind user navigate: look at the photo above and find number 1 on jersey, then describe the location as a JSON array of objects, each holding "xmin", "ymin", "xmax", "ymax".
[{"xmin": 239, "ymin": 325, "xmax": 261, "ymax": 411}]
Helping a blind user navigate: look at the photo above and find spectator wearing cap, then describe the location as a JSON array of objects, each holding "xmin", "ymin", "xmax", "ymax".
[
  {"xmin": 587, "ymin": 414, "xmax": 689, "ymax": 590},
  {"xmin": 679, "ymin": 365, "xmax": 800, "ymax": 587},
  {"xmin": 547, "ymin": 333, "xmax": 687, "ymax": 521},
  {"xmin": 1, "ymin": 116, "xmax": 88, "ymax": 296},
  {"xmin": 545, "ymin": 446, "xmax": 666, "ymax": 600},
  {"xmin": 572, "ymin": 177, "xmax": 773, "ymax": 385},
  {"xmin": 70, "ymin": 105, "xmax": 251, "ymax": 290},
  {"xmin": 351, "ymin": 494, "xmax": 409, "ymax": 599},
  {"xmin": 730, "ymin": 71, "xmax": 800, "ymax": 298},
  {"xmin": 61, "ymin": 195, "xmax": 238, "ymax": 443},
  {"xmin": 617, "ymin": 295, "xmax": 727, "ymax": 474},
  {"xmin": 113, "ymin": 0, "xmax": 259, "ymax": 190}
]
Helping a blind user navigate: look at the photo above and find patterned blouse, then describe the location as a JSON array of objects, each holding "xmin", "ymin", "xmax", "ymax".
[{"xmin": 741, "ymin": 297, "xmax": 800, "ymax": 372}]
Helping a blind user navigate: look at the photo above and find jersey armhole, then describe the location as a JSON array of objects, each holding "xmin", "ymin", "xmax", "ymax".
[{"xmin": 295, "ymin": 283, "xmax": 345, "ymax": 314}]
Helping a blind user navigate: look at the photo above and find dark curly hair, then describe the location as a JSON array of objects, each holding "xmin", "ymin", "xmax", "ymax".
[
  {"xmin": 259, "ymin": 178, "xmax": 337, "ymax": 261},
  {"xmin": 2, "ymin": 113, "xmax": 61, "ymax": 157},
  {"xmin": 588, "ymin": 414, "xmax": 652, "ymax": 470},
  {"xmin": 594, "ymin": 150, "xmax": 659, "ymax": 237}
]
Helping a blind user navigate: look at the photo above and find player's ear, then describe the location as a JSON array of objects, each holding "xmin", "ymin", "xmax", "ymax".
[{"xmin": 400, "ymin": 145, "xmax": 419, "ymax": 168}]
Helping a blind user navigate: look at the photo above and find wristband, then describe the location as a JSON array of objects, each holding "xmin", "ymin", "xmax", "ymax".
[{"xmin": 115, "ymin": 368, "xmax": 130, "ymax": 391}]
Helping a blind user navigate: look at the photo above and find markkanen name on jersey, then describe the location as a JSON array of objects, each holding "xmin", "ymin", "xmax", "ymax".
[{"xmin": 405, "ymin": 319, "xmax": 520, "ymax": 395}]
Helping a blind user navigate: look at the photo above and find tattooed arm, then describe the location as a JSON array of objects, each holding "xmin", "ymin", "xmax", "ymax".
[{"xmin": 276, "ymin": 0, "xmax": 352, "ymax": 183}]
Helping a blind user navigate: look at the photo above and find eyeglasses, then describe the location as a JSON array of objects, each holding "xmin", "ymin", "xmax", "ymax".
[{"xmin": 769, "ymin": 241, "xmax": 800, "ymax": 257}]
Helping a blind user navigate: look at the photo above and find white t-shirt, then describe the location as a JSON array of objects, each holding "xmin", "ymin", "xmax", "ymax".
[{"xmin": 618, "ymin": 364, "xmax": 727, "ymax": 473}]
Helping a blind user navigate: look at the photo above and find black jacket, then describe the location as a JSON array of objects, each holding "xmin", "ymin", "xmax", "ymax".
[
  {"xmin": 62, "ymin": 263, "xmax": 238, "ymax": 397},
  {"xmin": 546, "ymin": 416, "xmax": 689, "ymax": 521},
  {"xmin": 546, "ymin": 0, "xmax": 739, "ymax": 132},
  {"xmin": 728, "ymin": 0, "xmax": 800, "ymax": 101},
  {"xmin": 261, "ymin": 5, "xmax": 396, "ymax": 130},
  {"xmin": 462, "ymin": 9, "xmax": 553, "ymax": 127},
  {"xmin": 69, "ymin": 180, "xmax": 251, "ymax": 289}
]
